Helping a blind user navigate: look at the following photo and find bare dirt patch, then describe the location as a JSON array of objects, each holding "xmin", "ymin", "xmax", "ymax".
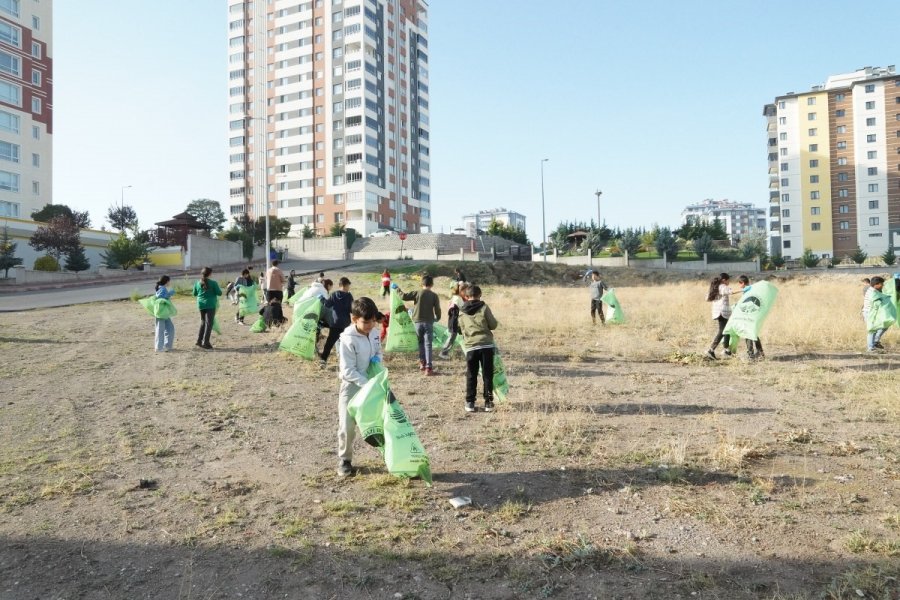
[{"xmin": 1, "ymin": 267, "xmax": 898, "ymax": 599}]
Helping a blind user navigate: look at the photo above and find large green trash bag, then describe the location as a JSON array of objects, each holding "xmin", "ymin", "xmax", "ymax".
[
  {"xmin": 724, "ymin": 281, "xmax": 779, "ymax": 351},
  {"xmin": 347, "ymin": 363, "xmax": 388, "ymax": 449},
  {"xmin": 884, "ymin": 278, "xmax": 900, "ymax": 326},
  {"xmin": 279, "ymin": 295, "xmax": 322, "ymax": 359},
  {"xmin": 384, "ymin": 287, "xmax": 418, "ymax": 352},
  {"xmin": 493, "ymin": 349, "xmax": 509, "ymax": 402},
  {"xmin": 138, "ymin": 297, "xmax": 155, "ymax": 317},
  {"xmin": 866, "ymin": 289, "xmax": 897, "ymax": 333},
  {"xmin": 138, "ymin": 297, "xmax": 177, "ymax": 319},
  {"xmin": 600, "ymin": 289, "xmax": 626, "ymax": 324},
  {"xmin": 249, "ymin": 316, "xmax": 267, "ymax": 333},
  {"xmin": 431, "ymin": 322, "xmax": 451, "ymax": 350},
  {"xmin": 238, "ymin": 283, "xmax": 260, "ymax": 317}
]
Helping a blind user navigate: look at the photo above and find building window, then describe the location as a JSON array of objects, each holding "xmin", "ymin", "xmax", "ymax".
[
  {"xmin": 839, "ymin": 190, "xmax": 849, "ymax": 198},
  {"xmin": 808, "ymin": 112, "xmax": 816, "ymax": 121},
  {"xmin": 783, "ymin": 225, "xmax": 791, "ymax": 233},
  {"xmin": 334, "ymin": 212, "xmax": 344, "ymax": 222},
  {"xmin": 835, "ymin": 109, "xmax": 845, "ymax": 117},
  {"xmin": 837, "ymin": 157, "xmax": 847, "ymax": 166},
  {"xmin": 808, "ymin": 144, "xmax": 817, "ymax": 152},
  {"xmin": 838, "ymin": 172, "xmax": 849, "ymax": 181},
  {"xmin": 835, "ymin": 93, "xmax": 845, "ymax": 101},
  {"xmin": 810, "ymin": 175, "xmax": 819, "ymax": 183},
  {"xmin": 867, "ymin": 134, "xmax": 876, "ymax": 142},
  {"xmin": 781, "ymin": 178, "xmax": 789, "ymax": 186},
  {"xmin": 783, "ymin": 241, "xmax": 791, "ymax": 249},
  {"xmin": 30, "ymin": 41, "xmax": 39, "ymax": 59},
  {"xmin": 869, "ymin": 200, "xmax": 879, "ymax": 209},
  {"xmin": 869, "ymin": 217, "xmax": 879, "ymax": 226},
  {"xmin": 0, "ymin": 110, "xmax": 18, "ymax": 133},
  {"xmin": 779, "ymin": 116, "xmax": 787, "ymax": 125},
  {"xmin": 780, "ymin": 147, "xmax": 787, "ymax": 156},
  {"xmin": 31, "ymin": 152, "xmax": 37, "ymax": 167},
  {"xmin": 809, "ymin": 159, "xmax": 818, "ymax": 168},
  {"xmin": 781, "ymin": 193, "xmax": 790, "ymax": 202},
  {"xmin": 31, "ymin": 125, "xmax": 39, "ymax": 139},
  {"xmin": 836, "ymin": 141, "xmax": 847, "ymax": 149},
  {"xmin": 782, "ymin": 209, "xmax": 790, "ymax": 218},
  {"xmin": 807, "ymin": 97, "xmax": 816, "ymax": 105},
  {"xmin": 0, "ymin": 20, "xmax": 19, "ymax": 47},
  {"xmin": 31, "ymin": 97, "xmax": 40, "ymax": 114},
  {"xmin": 866, "ymin": 117, "xmax": 876, "ymax": 126},
  {"xmin": 0, "ymin": 140, "xmax": 18, "ymax": 163},
  {"xmin": 868, "ymin": 183, "xmax": 879, "ymax": 192},
  {"xmin": 780, "ymin": 162, "xmax": 788, "ymax": 171},
  {"xmin": 836, "ymin": 125, "xmax": 846, "ymax": 133},
  {"xmin": 0, "ymin": 199, "xmax": 19, "ymax": 217},
  {"xmin": 0, "ymin": 79, "xmax": 20, "ymax": 106},
  {"xmin": 0, "ymin": 169, "xmax": 19, "ymax": 191},
  {"xmin": 31, "ymin": 180, "xmax": 37, "ymax": 194},
  {"xmin": 839, "ymin": 221, "xmax": 849, "ymax": 230},
  {"xmin": 810, "ymin": 206, "xmax": 820, "ymax": 215},
  {"xmin": 839, "ymin": 204, "xmax": 849, "ymax": 213},
  {"xmin": 810, "ymin": 192, "xmax": 820, "ymax": 200},
  {"xmin": 865, "ymin": 101, "xmax": 875, "ymax": 109},
  {"xmin": 779, "ymin": 132, "xmax": 787, "ymax": 141},
  {"xmin": 865, "ymin": 84, "xmax": 875, "ymax": 93},
  {"xmin": 808, "ymin": 128, "xmax": 817, "ymax": 136},
  {"xmin": 0, "ymin": 0, "xmax": 19, "ymax": 18},
  {"xmin": 811, "ymin": 223, "xmax": 821, "ymax": 231},
  {"xmin": 868, "ymin": 167, "xmax": 878, "ymax": 175},
  {"xmin": 868, "ymin": 150, "xmax": 877, "ymax": 159}
]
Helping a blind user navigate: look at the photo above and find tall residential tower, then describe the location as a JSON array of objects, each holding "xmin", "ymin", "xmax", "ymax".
[
  {"xmin": 764, "ymin": 66, "xmax": 899, "ymax": 261},
  {"xmin": 227, "ymin": 0, "xmax": 431, "ymax": 237},
  {"xmin": 0, "ymin": 0, "xmax": 52, "ymax": 221}
]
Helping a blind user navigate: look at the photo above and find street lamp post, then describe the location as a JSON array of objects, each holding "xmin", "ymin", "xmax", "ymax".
[
  {"xmin": 121, "ymin": 185, "xmax": 132, "ymax": 210},
  {"xmin": 246, "ymin": 116, "xmax": 271, "ymax": 274},
  {"xmin": 540, "ymin": 158, "xmax": 549, "ymax": 262},
  {"xmin": 594, "ymin": 189, "xmax": 602, "ymax": 230}
]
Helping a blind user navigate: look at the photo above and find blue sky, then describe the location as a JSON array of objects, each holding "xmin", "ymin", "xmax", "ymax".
[{"xmin": 54, "ymin": 1, "xmax": 900, "ymax": 244}]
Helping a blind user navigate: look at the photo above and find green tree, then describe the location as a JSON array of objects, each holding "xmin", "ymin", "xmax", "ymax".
[
  {"xmin": 29, "ymin": 215, "xmax": 81, "ymax": 263},
  {"xmin": 692, "ymin": 233, "xmax": 715, "ymax": 257},
  {"xmin": 329, "ymin": 222, "xmax": 346, "ymax": 237},
  {"xmin": 186, "ymin": 198, "xmax": 227, "ymax": 232},
  {"xmin": 102, "ymin": 232, "xmax": 150, "ymax": 270},
  {"xmin": 301, "ymin": 224, "xmax": 314, "ymax": 238},
  {"xmin": 31, "ymin": 204, "xmax": 91, "ymax": 229},
  {"xmin": 486, "ymin": 219, "xmax": 529, "ymax": 245},
  {"xmin": 618, "ymin": 229, "xmax": 642, "ymax": 256},
  {"xmin": 800, "ymin": 248, "xmax": 820, "ymax": 268},
  {"xmin": 738, "ymin": 236, "xmax": 767, "ymax": 260},
  {"xmin": 654, "ymin": 227, "xmax": 679, "ymax": 261},
  {"xmin": 882, "ymin": 248, "xmax": 897, "ymax": 267},
  {"xmin": 0, "ymin": 225, "xmax": 23, "ymax": 277},
  {"xmin": 770, "ymin": 252, "xmax": 786, "ymax": 269},
  {"xmin": 849, "ymin": 246, "xmax": 868, "ymax": 265},
  {"xmin": 64, "ymin": 244, "xmax": 91, "ymax": 272},
  {"xmin": 253, "ymin": 217, "xmax": 291, "ymax": 245},
  {"xmin": 106, "ymin": 204, "xmax": 138, "ymax": 232}
]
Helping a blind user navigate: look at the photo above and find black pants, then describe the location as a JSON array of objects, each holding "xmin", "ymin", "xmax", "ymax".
[
  {"xmin": 266, "ymin": 290, "xmax": 283, "ymax": 303},
  {"xmin": 710, "ymin": 316, "xmax": 730, "ymax": 350},
  {"xmin": 590, "ymin": 299, "xmax": 605, "ymax": 323},
  {"xmin": 320, "ymin": 326, "xmax": 343, "ymax": 362},
  {"xmin": 198, "ymin": 309, "xmax": 215, "ymax": 346},
  {"xmin": 466, "ymin": 347, "xmax": 495, "ymax": 403},
  {"xmin": 746, "ymin": 338, "xmax": 763, "ymax": 355},
  {"xmin": 382, "ymin": 285, "xmax": 390, "ymax": 297}
]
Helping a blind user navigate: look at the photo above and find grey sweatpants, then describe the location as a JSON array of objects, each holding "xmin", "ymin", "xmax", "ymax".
[{"xmin": 337, "ymin": 381, "xmax": 361, "ymax": 461}]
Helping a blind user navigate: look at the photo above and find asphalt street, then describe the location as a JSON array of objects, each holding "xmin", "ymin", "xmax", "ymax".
[{"xmin": 0, "ymin": 260, "xmax": 356, "ymax": 312}]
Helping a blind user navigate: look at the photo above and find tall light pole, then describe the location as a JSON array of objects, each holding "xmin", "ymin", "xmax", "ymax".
[
  {"xmin": 540, "ymin": 158, "xmax": 549, "ymax": 262},
  {"xmin": 120, "ymin": 185, "xmax": 132, "ymax": 210},
  {"xmin": 246, "ymin": 115, "xmax": 271, "ymax": 273},
  {"xmin": 594, "ymin": 189, "xmax": 602, "ymax": 230}
]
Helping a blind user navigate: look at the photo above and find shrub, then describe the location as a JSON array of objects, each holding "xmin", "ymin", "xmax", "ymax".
[
  {"xmin": 850, "ymin": 246, "xmax": 868, "ymax": 265},
  {"xmin": 882, "ymin": 248, "xmax": 897, "ymax": 267},
  {"xmin": 34, "ymin": 255, "xmax": 60, "ymax": 272},
  {"xmin": 800, "ymin": 248, "xmax": 820, "ymax": 268}
]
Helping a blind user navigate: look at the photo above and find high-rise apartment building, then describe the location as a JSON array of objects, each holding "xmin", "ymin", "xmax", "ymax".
[
  {"xmin": 226, "ymin": 0, "xmax": 431, "ymax": 238},
  {"xmin": 0, "ymin": 0, "xmax": 52, "ymax": 221},
  {"xmin": 681, "ymin": 199, "xmax": 766, "ymax": 245},
  {"xmin": 764, "ymin": 65, "xmax": 900, "ymax": 261}
]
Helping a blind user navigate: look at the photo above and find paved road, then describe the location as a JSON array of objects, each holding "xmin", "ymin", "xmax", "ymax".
[{"xmin": 0, "ymin": 260, "xmax": 357, "ymax": 312}]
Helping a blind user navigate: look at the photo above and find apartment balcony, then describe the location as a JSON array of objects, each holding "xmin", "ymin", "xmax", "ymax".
[
  {"xmin": 769, "ymin": 207, "xmax": 781, "ymax": 217},
  {"xmin": 769, "ymin": 191, "xmax": 779, "ymax": 202}
]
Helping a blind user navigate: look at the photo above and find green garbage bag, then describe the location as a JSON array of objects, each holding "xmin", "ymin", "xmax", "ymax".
[
  {"xmin": 866, "ymin": 289, "xmax": 897, "ymax": 333},
  {"xmin": 431, "ymin": 322, "xmax": 451, "ymax": 350},
  {"xmin": 883, "ymin": 278, "xmax": 899, "ymax": 326},
  {"xmin": 347, "ymin": 362, "xmax": 388, "ymax": 449},
  {"xmin": 600, "ymin": 289, "xmax": 626, "ymax": 324},
  {"xmin": 237, "ymin": 283, "xmax": 260, "ymax": 318},
  {"xmin": 493, "ymin": 349, "xmax": 509, "ymax": 402},
  {"xmin": 279, "ymin": 295, "xmax": 322, "ymax": 359},
  {"xmin": 724, "ymin": 281, "xmax": 778, "ymax": 351},
  {"xmin": 138, "ymin": 296, "xmax": 177, "ymax": 319},
  {"xmin": 249, "ymin": 316, "xmax": 267, "ymax": 333},
  {"xmin": 138, "ymin": 297, "xmax": 155, "ymax": 317},
  {"xmin": 384, "ymin": 287, "xmax": 418, "ymax": 352}
]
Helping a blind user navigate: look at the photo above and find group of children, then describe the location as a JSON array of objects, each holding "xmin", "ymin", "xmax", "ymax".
[{"xmin": 705, "ymin": 273, "xmax": 764, "ymax": 360}]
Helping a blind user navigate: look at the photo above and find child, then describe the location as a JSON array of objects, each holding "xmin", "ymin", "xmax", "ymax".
[
  {"xmin": 863, "ymin": 276, "xmax": 888, "ymax": 352},
  {"xmin": 154, "ymin": 275, "xmax": 175, "ymax": 352},
  {"xmin": 192, "ymin": 266, "xmax": 222, "ymax": 350},
  {"xmin": 395, "ymin": 275, "xmax": 442, "ymax": 375},
  {"xmin": 287, "ymin": 269, "xmax": 298, "ymax": 300},
  {"xmin": 336, "ymin": 297, "xmax": 383, "ymax": 477},
  {"xmin": 438, "ymin": 282, "xmax": 466, "ymax": 359},
  {"xmin": 705, "ymin": 273, "xmax": 737, "ymax": 360},
  {"xmin": 225, "ymin": 280, "xmax": 237, "ymax": 305},
  {"xmin": 588, "ymin": 270, "xmax": 608, "ymax": 325},
  {"xmin": 736, "ymin": 275, "xmax": 764, "ymax": 359},
  {"xmin": 233, "ymin": 268, "xmax": 254, "ymax": 324},
  {"xmin": 381, "ymin": 269, "xmax": 391, "ymax": 297},
  {"xmin": 320, "ymin": 277, "xmax": 354, "ymax": 365},
  {"xmin": 259, "ymin": 297, "xmax": 287, "ymax": 329},
  {"xmin": 458, "ymin": 285, "xmax": 498, "ymax": 413}
]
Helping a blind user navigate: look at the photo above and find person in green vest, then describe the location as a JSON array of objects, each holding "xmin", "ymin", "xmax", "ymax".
[{"xmin": 192, "ymin": 266, "xmax": 222, "ymax": 350}]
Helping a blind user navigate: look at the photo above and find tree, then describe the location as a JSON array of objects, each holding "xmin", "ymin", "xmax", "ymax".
[
  {"xmin": 617, "ymin": 229, "xmax": 642, "ymax": 256},
  {"xmin": 653, "ymin": 227, "xmax": 679, "ymax": 261},
  {"xmin": 692, "ymin": 233, "xmax": 715, "ymax": 257},
  {"xmin": 301, "ymin": 224, "xmax": 314, "ymax": 238},
  {"xmin": 0, "ymin": 225, "xmax": 22, "ymax": 277},
  {"xmin": 486, "ymin": 219, "xmax": 529, "ymax": 245},
  {"xmin": 253, "ymin": 217, "xmax": 292, "ymax": 245},
  {"xmin": 64, "ymin": 244, "xmax": 91, "ymax": 272},
  {"xmin": 770, "ymin": 252, "xmax": 786, "ymax": 269},
  {"xmin": 738, "ymin": 236, "xmax": 767, "ymax": 260},
  {"xmin": 849, "ymin": 246, "xmax": 868, "ymax": 265},
  {"xmin": 329, "ymin": 222, "xmax": 346, "ymax": 237},
  {"xmin": 186, "ymin": 198, "xmax": 227, "ymax": 232},
  {"xmin": 29, "ymin": 215, "xmax": 81, "ymax": 263},
  {"xmin": 102, "ymin": 232, "xmax": 149, "ymax": 270},
  {"xmin": 800, "ymin": 248, "xmax": 820, "ymax": 268},
  {"xmin": 31, "ymin": 204, "xmax": 91, "ymax": 229},
  {"xmin": 106, "ymin": 204, "xmax": 138, "ymax": 232},
  {"xmin": 882, "ymin": 248, "xmax": 897, "ymax": 267}
]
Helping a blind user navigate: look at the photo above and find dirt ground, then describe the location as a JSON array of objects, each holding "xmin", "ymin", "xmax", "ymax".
[{"xmin": 0, "ymin": 265, "xmax": 898, "ymax": 600}]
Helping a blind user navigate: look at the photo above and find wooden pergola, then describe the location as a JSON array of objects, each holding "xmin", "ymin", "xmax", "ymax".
[{"xmin": 150, "ymin": 212, "xmax": 210, "ymax": 248}]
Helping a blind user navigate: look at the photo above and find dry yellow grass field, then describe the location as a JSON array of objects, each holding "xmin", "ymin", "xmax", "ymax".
[{"xmin": 0, "ymin": 267, "xmax": 897, "ymax": 599}]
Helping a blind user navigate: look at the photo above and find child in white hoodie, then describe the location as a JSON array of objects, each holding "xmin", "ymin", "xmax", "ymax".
[{"xmin": 336, "ymin": 297, "xmax": 383, "ymax": 477}]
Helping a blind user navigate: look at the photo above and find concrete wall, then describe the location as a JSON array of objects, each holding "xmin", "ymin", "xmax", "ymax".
[
  {"xmin": 281, "ymin": 235, "xmax": 346, "ymax": 259},
  {"xmin": 10, "ymin": 264, "xmax": 167, "ymax": 285},
  {"xmin": 350, "ymin": 248, "xmax": 439, "ymax": 261},
  {"xmin": 532, "ymin": 250, "xmax": 758, "ymax": 273},
  {"xmin": 1, "ymin": 217, "xmax": 118, "ymax": 273},
  {"xmin": 185, "ymin": 234, "xmax": 244, "ymax": 269},
  {"xmin": 149, "ymin": 247, "xmax": 183, "ymax": 268},
  {"xmin": 534, "ymin": 254, "xmax": 629, "ymax": 268}
]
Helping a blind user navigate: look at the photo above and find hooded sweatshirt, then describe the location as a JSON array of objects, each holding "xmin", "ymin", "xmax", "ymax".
[
  {"xmin": 323, "ymin": 289, "xmax": 354, "ymax": 330},
  {"xmin": 459, "ymin": 299, "xmax": 498, "ymax": 351}
]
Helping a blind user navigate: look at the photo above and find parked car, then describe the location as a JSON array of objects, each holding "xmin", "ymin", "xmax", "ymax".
[{"xmin": 369, "ymin": 229, "xmax": 394, "ymax": 238}]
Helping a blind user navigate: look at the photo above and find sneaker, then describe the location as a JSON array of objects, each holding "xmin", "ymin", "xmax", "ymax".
[
  {"xmin": 464, "ymin": 402, "xmax": 475, "ymax": 413},
  {"xmin": 418, "ymin": 360, "xmax": 426, "ymax": 371},
  {"xmin": 723, "ymin": 349, "xmax": 733, "ymax": 357},
  {"xmin": 484, "ymin": 401, "xmax": 495, "ymax": 412},
  {"xmin": 318, "ymin": 359, "xmax": 327, "ymax": 369},
  {"xmin": 336, "ymin": 460, "xmax": 353, "ymax": 477},
  {"xmin": 874, "ymin": 342, "xmax": 885, "ymax": 350},
  {"xmin": 705, "ymin": 349, "xmax": 717, "ymax": 360},
  {"xmin": 867, "ymin": 347, "xmax": 878, "ymax": 353},
  {"xmin": 425, "ymin": 367, "xmax": 435, "ymax": 376},
  {"xmin": 195, "ymin": 341, "xmax": 203, "ymax": 349},
  {"xmin": 202, "ymin": 343, "xmax": 214, "ymax": 350},
  {"xmin": 234, "ymin": 316, "xmax": 240, "ymax": 323},
  {"xmin": 755, "ymin": 351, "xmax": 766, "ymax": 360},
  {"xmin": 437, "ymin": 352, "xmax": 449, "ymax": 360}
]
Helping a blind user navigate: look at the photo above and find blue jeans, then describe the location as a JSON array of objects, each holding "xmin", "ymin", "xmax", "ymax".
[
  {"xmin": 415, "ymin": 321, "xmax": 434, "ymax": 368},
  {"xmin": 867, "ymin": 328, "xmax": 885, "ymax": 350},
  {"xmin": 155, "ymin": 318, "xmax": 174, "ymax": 351}
]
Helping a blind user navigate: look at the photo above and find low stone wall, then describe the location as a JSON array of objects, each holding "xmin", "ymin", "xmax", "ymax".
[
  {"xmin": 10, "ymin": 264, "xmax": 166, "ymax": 285},
  {"xmin": 350, "ymin": 248, "xmax": 439, "ymax": 261},
  {"xmin": 186, "ymin": 235, "xmax": 244, "ymax": 269},
  {"xmin": 280, "ymin": 236, "xmax": 346, "ymax": 260}
]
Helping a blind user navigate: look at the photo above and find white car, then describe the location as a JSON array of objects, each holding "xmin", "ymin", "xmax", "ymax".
[{"xmin": 369, "ymin": 229, "xmax": 394, "ymax": 238}]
